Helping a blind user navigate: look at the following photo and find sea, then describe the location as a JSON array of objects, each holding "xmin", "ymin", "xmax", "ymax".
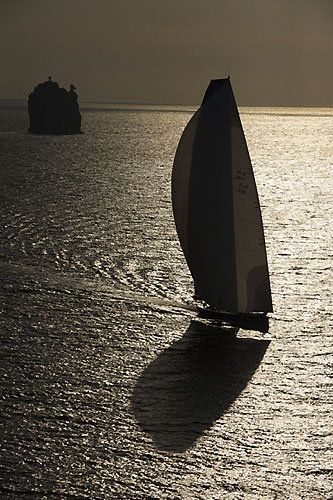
[{"xmin": 0, "ymin": 100, "xmax": 332, "ymax": 499}]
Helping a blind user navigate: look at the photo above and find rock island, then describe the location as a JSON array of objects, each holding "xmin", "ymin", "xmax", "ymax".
[{"xmin": 28, "ymin": 77, "xmax": 83, "ymax": 134}]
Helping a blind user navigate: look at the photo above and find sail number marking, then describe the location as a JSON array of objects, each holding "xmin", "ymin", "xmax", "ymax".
[{"xmin": 234, "ymin": 168, "xmax": 248, "ymax": 194}]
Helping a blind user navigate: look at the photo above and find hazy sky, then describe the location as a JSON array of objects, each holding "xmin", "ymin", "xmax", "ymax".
[{"xmin": 1, "ymin": 0, "xmax": 332, "ymax": 106}]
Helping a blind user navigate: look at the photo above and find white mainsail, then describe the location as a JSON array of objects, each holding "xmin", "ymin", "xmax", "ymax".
[{"xmin": 172, "ymin": 78, "xmax": 272, "ymax": 313}]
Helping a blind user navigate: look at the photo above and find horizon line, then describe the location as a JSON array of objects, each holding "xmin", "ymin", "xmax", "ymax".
[{"xmin": 0, "ymin": 97, "xmax": 332, "ymax": 110}]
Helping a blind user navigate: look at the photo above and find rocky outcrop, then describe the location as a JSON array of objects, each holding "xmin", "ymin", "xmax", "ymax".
[{"xmin": 28, "ymin": 77, "xmax": 83, "ymax": 134}]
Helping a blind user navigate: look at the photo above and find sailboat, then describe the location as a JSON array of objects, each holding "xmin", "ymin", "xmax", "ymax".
[{"xmin": 171, "ymin": 78, "xmax": 273, "ymax": 333}]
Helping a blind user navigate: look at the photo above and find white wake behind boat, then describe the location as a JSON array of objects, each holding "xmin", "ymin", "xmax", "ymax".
[{"xmin": 172, "ymin": 78, "xmax": 273, "ymax": 332}]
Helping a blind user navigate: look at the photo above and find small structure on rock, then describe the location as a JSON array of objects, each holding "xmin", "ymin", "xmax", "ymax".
[{"xmin": 28, "ymin": 77, "xmax": 83, "ymax": 134}]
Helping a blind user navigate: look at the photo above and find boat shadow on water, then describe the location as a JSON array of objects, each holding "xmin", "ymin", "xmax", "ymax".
[{"xmin": 132, "ymin": 320, "xmax": 270, "ymax": 453}]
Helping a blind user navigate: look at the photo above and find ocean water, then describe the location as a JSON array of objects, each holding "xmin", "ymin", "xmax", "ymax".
[{"xmin": 0, "ymin": 100, "xmax": 332, "ymax": 499}]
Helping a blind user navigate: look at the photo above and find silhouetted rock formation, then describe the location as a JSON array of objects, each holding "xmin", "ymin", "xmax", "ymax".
[{"xmin": 28, "ymin": 77, "xmax": 83, "ymax": 134}]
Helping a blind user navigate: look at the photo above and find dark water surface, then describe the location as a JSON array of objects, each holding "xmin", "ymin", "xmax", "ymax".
[{"xmin": 0, "ymin": 103, "xmax": 332, "ymax": 499}]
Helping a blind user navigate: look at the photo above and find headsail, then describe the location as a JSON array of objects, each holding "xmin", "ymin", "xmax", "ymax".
[{"xmin": 172, "ymin": 78, "xmax": 272, "ymax": 313}]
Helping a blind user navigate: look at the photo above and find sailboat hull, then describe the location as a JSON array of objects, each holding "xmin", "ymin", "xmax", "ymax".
[{"xmin": 197, "ymin": 307, "xmax": 269, "ymax": 333}]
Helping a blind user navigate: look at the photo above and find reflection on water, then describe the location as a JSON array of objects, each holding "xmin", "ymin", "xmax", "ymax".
[{"xmin": 133, "ymin": 320, "xmax": 270, "ymax": 452}]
